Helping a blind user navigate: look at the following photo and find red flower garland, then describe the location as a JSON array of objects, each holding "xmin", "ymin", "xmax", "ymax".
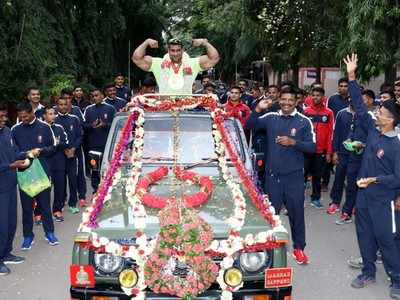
[{"xmin": 135, "ymin": 166, "xmax": 213, "ymax": 209}]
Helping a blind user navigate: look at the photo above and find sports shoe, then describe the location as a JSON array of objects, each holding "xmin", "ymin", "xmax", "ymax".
[
  {"xmin": 326, "ymin": 203, "xmax": 339, "ymax": 215},
  {"xmin": 53, "ymin": 211, "xmax": 64, "ymax": 222},
  {"xmin": 34, "ymin": 215, "xmax": 42, "ymax": 226},
  {"xmin": 351, "ymin": 274, "xmax": 376, "ymax": 288},
  {"xmin": 348, "ymin": 257, "xmax": 363, "ymax": 269},
  {"xmin": 310, "ymin": 199, "xmax": 324, "ymax": 209},
  {"xmin": 3, "ymin": 254, "xmax": 25, "ymax": 264},
  {"xmin": 79, "ymin": 199, "xmax": 87, "ymax": 207},
  {"xmin": 336, "ymin": 213, "xmax": 353, "ymax": 225},
  {"xmin": 21, "ymin": 236, "xmax": 34, "ymax": 251},
  {"xmin": 45, "ymin": 232, "xmax": 59, "ymax": 246},
  {"xmin": 0, "ymin": 262, "xmax": 10, "ymax": 276},
  {"xmin": 292, "ymin": 249, "xmax": 309, "ymax": 265},
  {"xmin": 68, "ymin": 206, "xmax": 80, "ymax": 214}
]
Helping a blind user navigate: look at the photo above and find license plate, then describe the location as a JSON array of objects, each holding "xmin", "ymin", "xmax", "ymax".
[{"xmin": 265, "ymin": 267, "xmax": 293, "ymax": 288}]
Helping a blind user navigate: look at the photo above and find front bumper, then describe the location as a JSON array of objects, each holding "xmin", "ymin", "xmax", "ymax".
[{"xmin": 71, "ymin": 281, "xmax": 292, "ymax": 300}]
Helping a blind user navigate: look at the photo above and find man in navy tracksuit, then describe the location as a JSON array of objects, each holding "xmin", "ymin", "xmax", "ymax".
[
  {"xmin": 58, "ymin": 89, "xmax": 87, "ymax": 207},
  {"xmin": 55, "ymin": 97, "xmax": 83, "ymax": 214},
  {"xmin": 104, "ymin": 83, "xmax": 127, "ymax": 112},
  {"xmin": 246, "ymin": 86, "xmax": 316, "ymax": 265},
  {"xmin": 344, "ymin": 54, "xmax": 400, "ymax": 299},
  {"xmin": 84, "ymin": 89, "xmax": 116, "ymax": 192},
  {"xmin": 327, "ymin": 107, "xmax": 353, "ymax": 215},
  {"xmin": 0, "ymin": 104, "xmax": 27, "ymax": 275},
  {"xmin": 11, "ymin": 102, "xmax": 59, "ymax": 250},
  {"xmin": 42, "ymin": 106, "xmax": 69, "ymax": 222},
  {"xmin": 115, "ymin": 74, "xmax": 132, "ymax": 101}
]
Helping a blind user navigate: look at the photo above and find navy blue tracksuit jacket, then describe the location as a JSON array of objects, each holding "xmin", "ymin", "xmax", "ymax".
[
  {"xmin": 349, "ymin": 80, "xmax": 400, "ymax": 284},
  {"xmin": 0, "ymin": 127, "xmax": 23, "ymax": 260},
  {"xmin": 48, "ymin": 123, "xmax": 68, "ymax": 212},
  {"xmin": 105, "ymin": 97, "xmax": 127, "ymax": 112},
  {"xmin": 327, "ymin": 93, "xmax": 349, "ymax": 117},
  {"xmin": 116, "ymin": 85, "xmax": 131, "ymax": 101},
  {"xmin": 246, "ymin": 109, "xmax": 316, "ymax": 250},
  {"xmin": 55, "ymin": 113, "xmax": 82, "ymax": 207},
  {"xmin": 11, "ymin": 118, "xmax": 56, "ymax": 237},
  {"xmin": 83, "ymin": 103, "xmax": 116, "ymax": 151},
  {"xmin": 330, "ymin": 108, "xmax": 352, "ymax": 205}
]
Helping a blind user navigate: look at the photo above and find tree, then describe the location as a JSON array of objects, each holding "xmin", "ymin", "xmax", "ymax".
[{"xmin": 338, "ymin": 0, "xmax": 400, "ymax": 82}]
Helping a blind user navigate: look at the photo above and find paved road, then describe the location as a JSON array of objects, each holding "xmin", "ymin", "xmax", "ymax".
[{"xmin": 0, "ymin": 183, "xmax": 391, "ymax": 300}]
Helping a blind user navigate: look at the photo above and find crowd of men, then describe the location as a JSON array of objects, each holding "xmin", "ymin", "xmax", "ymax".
[
  {"xmin": 1, "ymin": 37, "xmax": 400, "ymax": 299},
  {"xmin": 0, "ymin": 74, "xmax": 151, "ymax": 276}
]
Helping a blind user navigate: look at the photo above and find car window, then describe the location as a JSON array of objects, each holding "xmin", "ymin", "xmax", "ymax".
[{"xmin": 109, "ymin": 114, "xmax": 244, "ymax": 164}]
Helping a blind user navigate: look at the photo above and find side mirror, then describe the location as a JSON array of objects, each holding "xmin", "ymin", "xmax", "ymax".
[
  {"xmin": 88, "ymin": 151, "xmax": 103, "ymax": 172},
  {"xmin": 252, "ymin": 152, "xmax": 264, "ymax": 172}
]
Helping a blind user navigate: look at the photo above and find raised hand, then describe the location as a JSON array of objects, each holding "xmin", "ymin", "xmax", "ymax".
[
  {"xmin": 146, "ymin": 39, "xmax": 159, "ymax": 49},
  {"xmin": 343, "ymin": 53, "xmax": 358, "ymax": 79},
  {"xmin": 255, "ymin": 98, "xmax": 273, "ymax": 113}
]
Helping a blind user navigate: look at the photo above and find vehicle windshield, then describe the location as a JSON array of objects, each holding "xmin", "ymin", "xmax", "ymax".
[{"xmin": 109, "ymin": 113, "xmax": 245, "ymax": 164}]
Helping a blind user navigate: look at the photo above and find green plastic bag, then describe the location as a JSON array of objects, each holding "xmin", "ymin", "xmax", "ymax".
[{"xmin": 17, "ymin": 159, "xmax": 51, "ymax": 197}]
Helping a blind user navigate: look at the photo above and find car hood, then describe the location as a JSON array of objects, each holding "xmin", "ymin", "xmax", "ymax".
[{"xmin": 94, "ymin": 173, "xmax": 272, "ymax": 240}]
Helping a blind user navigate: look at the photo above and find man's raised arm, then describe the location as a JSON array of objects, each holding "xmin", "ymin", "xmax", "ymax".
[
  {"xmin": 131, "ymin": 39, "xmax": 159, "ymax": 71},
  {"xmin": 193, "ymin": 39, "xmax": 220, "ymax": 70}
]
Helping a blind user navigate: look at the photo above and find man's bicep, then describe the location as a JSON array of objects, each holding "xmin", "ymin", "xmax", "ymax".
[
  {"xmin": 198, "ymin": 55, "xmax": 211, "ymax": 71},
  {"xmin": 137, "ymin": 55, "xmax": 153, "ymax": 72}
]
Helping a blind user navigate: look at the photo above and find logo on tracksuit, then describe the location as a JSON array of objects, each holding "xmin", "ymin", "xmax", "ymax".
[
  {"xmin": 38, "ymin": 135, "xmax": 42, "ymax": 143},
  {"xmin": 290, "ymin": 128, "xmax": 297, "ymax": 137},
  {"xmin": 70, "ymin": 124, "xmax": 74, "ymax": 131},
  {"xmin": 104, "ymin": 113, "xmax": 108, "ymax": 119},
  {"xmin": 377, "ymin": 149, "xmax": 384, "ymax": 159}
]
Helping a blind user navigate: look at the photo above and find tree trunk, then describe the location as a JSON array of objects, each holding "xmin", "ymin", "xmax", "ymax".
[{"xmin": 291, "ymin": 51, "xmax": 301, "ymax": 86}]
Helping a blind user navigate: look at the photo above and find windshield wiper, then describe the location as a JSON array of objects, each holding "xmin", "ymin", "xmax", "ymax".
[
  {"xmin": 184, "ymin": 157, "xmax": 232, "ymax": 170},
  {"xmin": 142, "ymin": 156, "xmax": 175, "ymax": 162}
]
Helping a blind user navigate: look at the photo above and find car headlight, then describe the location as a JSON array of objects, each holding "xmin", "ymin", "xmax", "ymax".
[
  {"xmin": 239, "ymin": 252, "xmax": 267, "ymax": 272},
  {"xmin": 94, "ymin": 253, "xmax": 124, "ymax": 274}
]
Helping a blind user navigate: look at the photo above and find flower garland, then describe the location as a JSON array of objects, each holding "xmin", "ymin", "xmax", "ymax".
[
  {"xmin": 80, "ymin": 111, "xmax": 139, "ymax": 230},
  {"xmin": 144, "ymin": 199, "xmax": 218, "ymax": 299},
  {"xmin": 135, "ymin": 166, "xmax": 213, "ymax": 209}
]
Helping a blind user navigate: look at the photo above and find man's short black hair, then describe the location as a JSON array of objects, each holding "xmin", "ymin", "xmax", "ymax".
[
  {"xmin": 394, "ymin": 80, "xmax": 400, "ymax": 87},
  {"xmin": 17, "ymin": 101, "xmax": 33, "ymax": 113},
  {"xmin": 143, "ymin": 76, "xmax": 157, "ymax": 87},
  {"xmin": 115, "ymin": 73, "xmax": 124, "ymax": 78},
  {"xmin": 201, "ymin": 75, "xmax": 210, "ymax": 82},
  {"xmin": 380, "ymin": 90, "xmax": 395, "ymax": 99},
  {"xmin": 103, "ymin": 83, "xmax": 115, "ymax": 93},
  {"xmin": 230, "ymin": 85, "xmax": 242, "ymax": 92},
  {"xmin": 311, "ymin": 87, "xmax": 325, "ymax": 95},
  {"xmin": 25, "ymin": 86, "xmax": 40, "ymax": 97},
  {"xmin": 60, "ymin": 88, "xmax": 73, "ymax": 97},
  {"xmin": 90, "ymin": 88, "xmax": 103, "ymax": 94},
  {"xmin": 0, "ymin": 103, "xmax": 8, "ymax": 111},
  {"xmin": 338, "ymin": 78, "xmax": 349, "ymax": 85},
  {"xmin": 43, "ymin": 104, "xmax": 55, "ymax": 113},
  {"xmin": 268, "ymin": 84, "xmax": 280, "ymax": 91},
  {"xmin": 238, "ymin": 79, "xmax": 248, "ymax": 86},
  {"xmin": 362, "ymin": 89, "xmax": 376, "ymax": 100},
  {"xmin": 280, "ymin": 86, "xmax": 297, "ymax": 96},
  {"xmin": 73, "ymin": 85, "xmax": 83, "ymax": 90},
  {"xmin": 380, "ymin": 82, "xmax": 392, "ymax": 93},
  {"xmin": 297, "ymin": 88, "xmax": 307, "ymax": 96},
  {"xmin": 168, "ymin": 38, "xmax": 183, "ymax": 47},
  {"xmin": 204, "ymin": 82, "xmax": 216, "ymax": 90},
  {"xmin": 280, "ymin": 80, "xmax": 295, "ymax": 89}
]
